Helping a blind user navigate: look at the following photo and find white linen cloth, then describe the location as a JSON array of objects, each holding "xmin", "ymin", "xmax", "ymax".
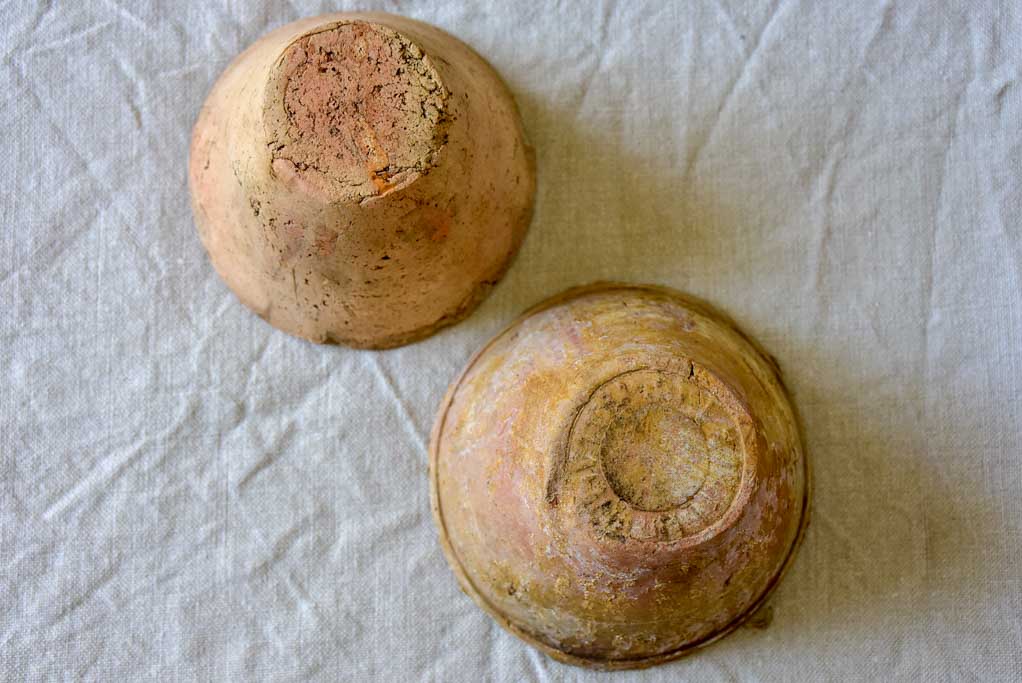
[{"xmin": 2, "ymin": 0, "xmax": 1020, "ymax": 680}]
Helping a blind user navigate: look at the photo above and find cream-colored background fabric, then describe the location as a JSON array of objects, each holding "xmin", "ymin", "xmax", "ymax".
[{"xmin": 3, "ymin": 1, "xmax": 1020, "ymax": 680}]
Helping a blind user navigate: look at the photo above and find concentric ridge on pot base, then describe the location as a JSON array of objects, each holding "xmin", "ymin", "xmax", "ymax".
[
  {"xmin": 551, "ymin": 364, "xmax": 750, "ymax": 547},
  {"xmin": 189, "ymin": 13, "xmax": 535, "ymax": 348},
  {"xmin": 430, "ymin": 283, "xmax": 810, "ymax": 670}
]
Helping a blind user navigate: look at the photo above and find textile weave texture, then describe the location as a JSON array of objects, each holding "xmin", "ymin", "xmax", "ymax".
[{"xmin": 2, "ymin": 0, "xmax": 1020, "ymax": 680}]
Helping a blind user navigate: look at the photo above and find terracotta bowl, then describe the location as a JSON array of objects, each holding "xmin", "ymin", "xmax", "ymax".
[
  {"xmin": 430, "ymin": 283, "xmax": 810, "ymax": 669},
  {"xmin": 189, "ymin": 13, "xmax": 535, "ymax": 348}
]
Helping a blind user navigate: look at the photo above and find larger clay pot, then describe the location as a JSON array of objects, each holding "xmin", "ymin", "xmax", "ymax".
[
  {"xmin": 189, "ymin": 13, "xmax": 535, "ymax": 348},
  {"xmin": 430, "ymin": 283, "xmax": 810, "ymax": 669}
]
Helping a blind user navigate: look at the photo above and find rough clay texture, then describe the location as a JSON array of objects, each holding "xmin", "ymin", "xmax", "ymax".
[
  {"xmin": 189, "ymin": 13, "xmax": 535, "ymax": 348},
  {"xmin": 267, "ymin": 24, "xmax": 450, "ymax": 203},
  {"xmin": 430, "ymin": 284, "xmax": 809, "ymax": 670}
]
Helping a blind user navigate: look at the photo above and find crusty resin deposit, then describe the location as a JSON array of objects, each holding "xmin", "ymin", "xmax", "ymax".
[
  {"xmin": 189, "ymin": 13, "xmax": 535, "ymax": 348},
  {"xmin": 430, "ymin": 284, "xmax": 810, "ymax": 670}
]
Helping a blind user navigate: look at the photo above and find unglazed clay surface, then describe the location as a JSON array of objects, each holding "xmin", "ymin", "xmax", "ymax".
[
  {"xmin": 189, "ymin": 13, "xmax": 535, "ymax": 348},
  {"xmin": 430, "ymin": 284, "xmax": 810, "ymax": 669}
]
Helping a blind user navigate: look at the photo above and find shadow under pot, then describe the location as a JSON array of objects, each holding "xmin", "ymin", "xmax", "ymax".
[
  {"xmin": 430, "ymin": 283, "xmax": 810, "ymax": 670},
  {"xmin": 189, "ymin": 12, "xmax": 535, "ymax": 348}
]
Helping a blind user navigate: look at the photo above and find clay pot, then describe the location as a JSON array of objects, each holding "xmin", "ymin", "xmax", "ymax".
[
  {"xmin": 189, "ymin": 13, "xmax": 535, "ymax": 348},
  {"xmin": 430, "ymin": 283, "xmax": 810, "ymax": 669}
]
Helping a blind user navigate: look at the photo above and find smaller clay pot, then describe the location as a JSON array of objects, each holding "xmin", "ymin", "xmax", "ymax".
[
  {"xmin": 189, "ymin": 13, "xmax": 535, "ymax": 348},
  {"xmin": 430, "ymin": 283, "xmax": 810, "ymax": 669}
]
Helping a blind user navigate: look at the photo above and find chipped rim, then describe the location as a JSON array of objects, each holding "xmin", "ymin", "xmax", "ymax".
[{"xmin": 428, "ymin": 282, "xmax": 812, "ymax": 670}]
